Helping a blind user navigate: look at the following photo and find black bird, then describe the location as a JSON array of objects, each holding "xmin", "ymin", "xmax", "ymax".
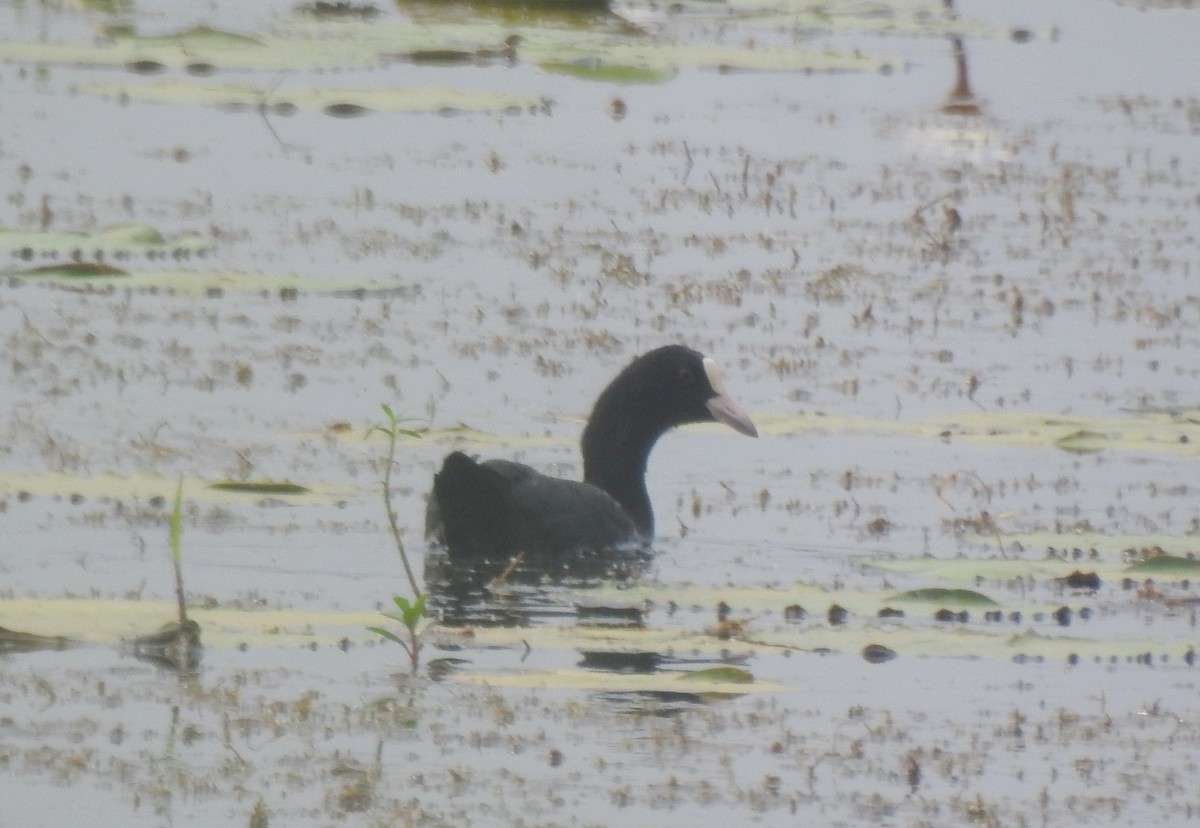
[{"xmin": 426, "ymin": 345, "xmax": 757, "ymax": 566}]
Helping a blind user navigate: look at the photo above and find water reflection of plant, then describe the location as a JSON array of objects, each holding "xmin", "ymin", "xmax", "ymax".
[{"xmin": 366, "ymin": 405, "xmax": 427, "ymax": 672}]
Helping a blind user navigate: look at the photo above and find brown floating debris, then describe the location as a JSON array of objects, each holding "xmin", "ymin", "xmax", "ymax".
[{"xmin": 1059, "ymin": 570, "xmax": 1101, "ymax": 591}]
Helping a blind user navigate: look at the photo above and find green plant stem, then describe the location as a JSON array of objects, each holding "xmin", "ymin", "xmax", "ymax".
[
  {"xmin": 171, "ymin": 478, "xmax": 188, "ymax": 629},
  {"xmin": 381, "ymin": 416, "xmax": 422, "ymax": 600},
  {"xmin": 170, "ymin": 477, "xmax": 196, "ymax": 673}
]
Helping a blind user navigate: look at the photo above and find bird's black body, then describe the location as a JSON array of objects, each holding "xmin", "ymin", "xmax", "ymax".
[{"xmin": 426, "ymin": 345, "xmax": 756, "ymax": 567}]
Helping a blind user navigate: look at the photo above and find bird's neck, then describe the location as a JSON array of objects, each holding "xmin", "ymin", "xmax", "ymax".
[{"xmin": 581, "ymin": 415, "xmax": 661, "ymax": 537}]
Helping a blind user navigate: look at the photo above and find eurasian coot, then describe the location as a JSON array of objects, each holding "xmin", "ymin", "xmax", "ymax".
[{"xmin": 426, "ymin": 345, "xmax": 757, "ymax": 565}]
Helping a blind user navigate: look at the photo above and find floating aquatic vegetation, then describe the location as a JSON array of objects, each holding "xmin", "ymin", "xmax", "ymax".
[
  {"xmin": 522, "ymin": 37, "xmax": 892, "ymax": 75},
  {"xmin": 0, "ymin": 472, "xmax": 349, "ymax": 504},
  {"xmin": 1126, "ymin": 555, "xmax": 1200, "ymax": 574},
  {"xmin": 888, "ymin": 587, "xmax": 998, "ymax": 606},
  {"xmin": 539, "ymin": 60, "xmax": 674, "ymax": 84},
  {"xmin": 0, "ymin": 598, "xmax": 380, "ymax": 649},
  {"xmin": 0, "ymin": 625, "xmax": 71, "ymax": 654},
  {"xmin": 0, "ymin": 14, "xmax": 898, "ymax": 80},
  {"xmin": 0, "ymin": 223, "xmax": 210, "ymax": 261},
  {"xmin": 74, "ymin": 79, "xmax": 550, "ymax": 115},
  {"xmin": 450, "ymin": 665, "xmax": 777, "ymax": 694},
  {"xmin": 297, "ymin": 1, "xmax": 384, "ymax": 19},
  {"xmin": 1054, "ymin": 428, "xmax": 1108, "ymax": 454},
  {"xmin": 678, "ymin": 665, "xmax": 754, "ymax": 683},
  {"xmin": 731, "ymin": 2, "xmax": 1046, "ymax": 42},
  {"xmin": 208, "ymin": 480, "xmax": 313, "ymax": 495},
  {"xmin": 14, "ymin": 262, "xmax": 130, "ymax": 279},
  {"xmin": 5, "ymin": 266, "xmax": 400, "ymax": 295},
  {"xmin": 956, "ymin": 531, "xmax": 1196, "ymax": 562},
  {"xmin": 760, "ymin": 409, "xmax": 1200, "ymax": 458}
]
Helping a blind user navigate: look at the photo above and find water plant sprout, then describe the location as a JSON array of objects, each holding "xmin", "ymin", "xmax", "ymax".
[{"xmin": 366, "ymin": 404, "xmax": 426, "ymax": 672}]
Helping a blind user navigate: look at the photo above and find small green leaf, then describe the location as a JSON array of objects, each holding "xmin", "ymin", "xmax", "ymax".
[
  {"xmin": 1126, "ymin": 555, "xmax": 1200, "ymax": 573},
  {"xmin": 888, "ymin": 587, "xmax": 999, "ymax": 607},
  {"xmin": 367, "ymin": 626, "xmax": 406, "ymax": 646},
  {"xmin": 678, "ymin": 666, "xmax": 754, "ymax": 684},
  {"xmin": 170, "ymin": 478, "xmax": 183, "ymax": 565},
  {"xmin": 1055, "ymin": 429, "xmax": 1107, "ymax": 454},
  {"xmin": 17, "ymin": 262, "xmax": 130, "ymax": 279},
  {"xmin": 208, "ymin": 481, "xmax": 310, "ymax": 495},
  {"xmin": 539, "ymin": 61, "xmax": 674, "ymax": 84},
  {"xmin": 391, "ymin": 593, "xmax": 427, "ymax": 628}
]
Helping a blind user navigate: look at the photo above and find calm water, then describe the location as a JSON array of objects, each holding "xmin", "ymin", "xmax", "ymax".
[{"xmin": 2, "ymin": 0, "xmax": 1199, "ymax": 824}]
